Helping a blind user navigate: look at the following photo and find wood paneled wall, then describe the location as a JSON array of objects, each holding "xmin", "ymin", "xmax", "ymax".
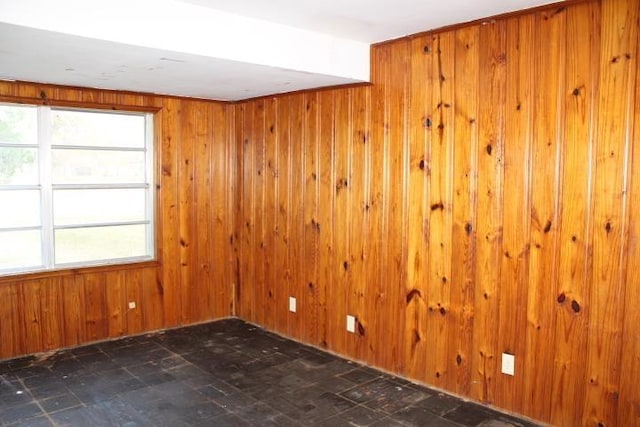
[
  {"xmin": 0, "ymin": 82, "xmax": 237, "ymax": 360},
  {"xmin": 236, "ymin": 0, "xmax": 640, "ymax": 425}
]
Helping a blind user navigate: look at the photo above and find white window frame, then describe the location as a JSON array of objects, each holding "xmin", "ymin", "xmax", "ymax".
[{"xmin": 0, "ymin": 103, "xmax": 155, "ymax": 275}]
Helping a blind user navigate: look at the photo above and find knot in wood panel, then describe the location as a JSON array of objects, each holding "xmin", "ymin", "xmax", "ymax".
[
  {"xmin": 431, "ymin": 202, "xmax": 444, "ymax": 211},
  {"xmin": 571, "ymin": 300, "xmax": 581, "ymax": 313},
  {"xmin": 357, "ymin": 320, "xmax": 366, "ymax": 336},
  {"xmin": 406, "ymin": 289, "xmax": 423, "ymax": 304},
  {"xmin": 465, "ymin": 223, "xmax": 473, "ymax": 235}
]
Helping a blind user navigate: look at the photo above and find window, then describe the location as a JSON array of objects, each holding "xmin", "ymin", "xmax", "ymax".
[{"xmin": 0, "ymin": 103, "xmax": 154, "ymax": 274}]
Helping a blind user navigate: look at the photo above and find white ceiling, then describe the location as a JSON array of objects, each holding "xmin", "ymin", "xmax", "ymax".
[
  {"xmin": 0, "ymin": 23, "xmax": 358, "ymax": 101},
  {"xmin": 0, "ymin": 0, "xmax": 559, "ymax": 101},
  {"xmin": 179, "ymin": 0, "xmax": 557, "ymax": 43}
]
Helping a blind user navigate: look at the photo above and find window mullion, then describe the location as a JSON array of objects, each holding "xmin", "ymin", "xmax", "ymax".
[
  {"xmin": 38, "ymin": 106, "xmax": 54, "ymax": 269},
  {"xmin": 145, "ymin": 113, "xmax": 155, "ymax": 258}
]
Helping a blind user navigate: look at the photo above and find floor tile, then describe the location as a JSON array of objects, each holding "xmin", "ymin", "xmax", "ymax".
[
  {"xmin": 442, "ymin": 401, "xmax": 494, "ymax": 425},
  {"xmin": 7, "ymin": 415, "xmax": 56, "ymax": 427},
  {"xmin": 338, "ymin": 366, "xmax": 383, "ymax": 384},
  {"xmin": 0, "ymin": 402, "xmax": 43, "ymax": 425},
  {"xmin": 207, "ymin": 413, "xmax": 253, "ymax": 426},
  {"xmin": 39, "ymin": 393, "xmax": 82, "ymax": 413},
  {"xmin": 266, "ymin": 385, "xmax": 357, "ymax": 423},
  {"xmin": 334, "ymin": 405, "xmax": 388, "ymax": 425},
  {"xmin": 0, "ymin": 389, "xmax": 34, "ymax": 410},
  {"xmin": 392, "ymin": 405, "xmax": 462, "ymax": 427},
  {"xmin": 410, "ymin": 391, "xmax": 462, "ymax": 416},
  {"xmin": 213, "ymin": 391, "xmax": 259, "ymax": 412},
  {"xmin": 340, "ymin": 376, "xmax": 427, "ymax": 412}
]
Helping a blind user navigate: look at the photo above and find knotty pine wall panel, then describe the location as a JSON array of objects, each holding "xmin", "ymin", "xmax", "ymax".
[
  {"xmin": 0, "ymin": 82, "xmax": 237, "ymax": 360},
  {"xmin": 235, "ymin": 0, "xmax": 640, "ymax": 424}
]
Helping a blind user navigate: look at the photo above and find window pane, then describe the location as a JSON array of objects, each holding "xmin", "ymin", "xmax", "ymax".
[
  {"xmin": 54, "ymin": 189, "xmax": 146, "ymax": 226},
  {"xmin": 0, "ymin": 147, "xmax": 38, "ymax": 185},
  {"xmin": 55, "ymin": 224, "xmax": 148, "ymax": 264},
  {"xmin": 0, "ymin": 190, "xmax": 40, "ymax": 227},
  {"xmin": 52, "ymin": 149, "xmax": 145, "ymax": 184},
  {"xmin": 0, "ymin": 229, "xmax": 42, "ymax": 270},
  {"xmin": 52, "ymin": 110, "xmax": 145, "ymax": 148},
  {"xmin": 0, "ymin": 104, "xmax": 37, "ymax": 145}
]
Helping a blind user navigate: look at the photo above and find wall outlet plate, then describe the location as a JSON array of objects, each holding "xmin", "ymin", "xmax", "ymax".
[
  {"xmin": 289, "ymin": 296, "xmax": 297, "ymax": 313},
  {"xmin": 128, "ymin": 301, "xmax": 136, "ymax": 309},
  {"xmin": 501, "ymin": 353, "xmax": 515, "ymax": 376},
  {"xmin": 346, "ymin": 315, "xmax": 356, "ymax": 333}
]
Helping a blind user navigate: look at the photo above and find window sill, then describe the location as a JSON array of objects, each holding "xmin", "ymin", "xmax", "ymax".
[{"xmin": 0, "ymin": 259, "xmax": 159, "ymax": 284}]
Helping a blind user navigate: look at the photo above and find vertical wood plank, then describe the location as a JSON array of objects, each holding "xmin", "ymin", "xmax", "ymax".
[
  {"xmin": 347, "ymin": 87, "xmax": 370, "ymax": 360},
  {"xmin": 20, "ymin": 280, "xmax": 43, "ymax": 354},
  {"xmin": 495, "ymin": 13, "xmax": 534, "ymax": 415},
  {"xmin": 226, "ymin": 104, "xmax": 239, "ymax": 318},
  {"xmin": 472, "ymin": 19, "xmax": 506, "ymax": 404},
  {"xmin": 249, "ymin": 100, "xmax": 266, "ymax": 326},
  {"xmin": 125, "ymin": 270, "xmax": 143, "ymax": 335},
  {"xmin": 386, "ymin": 38, "xmax": 409, "ymax": 374},
  {"xmin": 303, "ymin": 92, "xmax": 321, "ymax": 346},
  {"xmin": 550, "ymin": 2, "xmax": 599, "ymax": 425},
  {"xmin": 195, "ymin": 102, "xmax": 214, "ymax": 321},
  {"xmin": 238, "ymin": 102, "xmax": 255, "ymax": 320},
  {"xmin": 40, "ymin": 277, "xmax": 64, "ymax": 351},
  {"xmin": 143, "ymin": 268, "xmax": 164, "ymax": 331},
  {"xmin": 160, "ymin": 98, "xmax": 182, "ymax": 327},
  {"xmin": 0, "ymin": 284, "xmax": 24, "ymax": 359},
  {"xmin": 448, "ymin": 25, "xmax": 479, "ymax": 396},
  {"xmin": 263, "ymin": 98, "xmax": 276, "ymax": 329},
  {"xmin": 583, "ymin": 0, "xmax": 638, "ymax": 425},
  {"xmin": 288, "ymin": 94, "xmax": 305, "ymax": 339},
  {"xmin": 61, "ymin": 275, "xmax": 85, "ymax": 348},
  {"xmin": 105, "ymin": 271, "xmax": 126, "ymax": 338},
  {"xmin": 523, "ymin": 8, "xmax": 566, "ymax": 420},
  {"xmin": 426, "ymin": 32, "xmax": 454, "ymax": 387},
  {"xmin": 276, "ymin": 96, "xmax": 292, "ymax": 334},
  {"xmin": 367, "ymin": 45, "xmax": 388, "ymax": 365},
  {"xmin": 405, "ymin": 35, "xmax": 432, "ymax": 382},
  {"xmin": 317, "ymin": 90, "xmax": 335, "ymax": 349},
  {"xmin": 329, "ymin": 89, "xmax": 350, "ymax": 354},
  {"xmin": 618, "ymin": 13, "xmax": 640, "ymax": 423},
  {"xmin": 178, "ymin": 101, "xmax": 197, "ymax": 324},
  {"xmin": 83, "ymin": 273, "xmax": 108, "ymax": 342},
  {"xmin": 211, "ymin": 104, "xmax": 229, "ymax": 318}
]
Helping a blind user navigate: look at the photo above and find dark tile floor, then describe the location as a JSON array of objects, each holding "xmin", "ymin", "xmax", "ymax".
[{"xmin": 0, "ymin": 319, "xmax": 540, "ymax": 427}]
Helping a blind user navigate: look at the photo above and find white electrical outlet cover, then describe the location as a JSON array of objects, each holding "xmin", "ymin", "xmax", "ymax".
[
  {"xmin": 501, "ymin": 353, "xmax": 515, "ymax": 376},
  {"xmin": 289, "ymin": 297, "xmax": 297, "ymax": 313},
  {"xmin": 346, "ymin": 315, "xmax": 356, "ymax": 333},
  {"xmin": 128, "ymin": 301, "xmax": 136, "ymax": 309}
]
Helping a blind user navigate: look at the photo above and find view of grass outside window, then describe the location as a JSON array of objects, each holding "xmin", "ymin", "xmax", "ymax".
[{"xmin": 0, "ymin": 103, "xmax": 154, "ymax": 274}]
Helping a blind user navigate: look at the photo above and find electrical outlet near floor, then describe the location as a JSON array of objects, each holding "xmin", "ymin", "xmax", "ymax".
[
  {"xmin": 501, "ymin": 352, "xmax": 515, "ymax": 376},
  {"xmin": 346, "ymin": 315, "xmax": 356, "ymax": 333},
  {"xmin": 288, "ymin": 296, "xmax": 297, "ymax": 313}
]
